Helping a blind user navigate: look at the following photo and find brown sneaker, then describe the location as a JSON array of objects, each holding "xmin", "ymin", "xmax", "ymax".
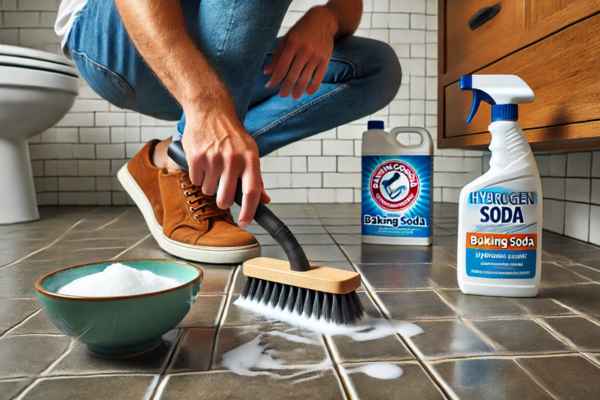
[
  {"xmin": 117, "ymin": 140, "xmax": 259, "ymax": 264},
  {"xmin": 157, "ymin": 170, "xmax": 260, "ymax": 263}
]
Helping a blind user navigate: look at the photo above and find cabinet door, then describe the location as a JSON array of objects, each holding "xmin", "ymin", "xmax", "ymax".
[
  {"xmin": 444, "ymin": 13, "xmax": 600, "ymax": 139},
  {"xmin": 441, "ymin": 0, "xmax": 600, "ymax": 80}
]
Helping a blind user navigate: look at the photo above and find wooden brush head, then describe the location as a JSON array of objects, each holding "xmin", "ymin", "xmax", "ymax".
[{"xmin": 242, "ymin": 257, "xmax": 361, "ymax": 294}]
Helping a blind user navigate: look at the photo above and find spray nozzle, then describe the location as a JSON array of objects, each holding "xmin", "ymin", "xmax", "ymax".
[{"xmin": 459, "ymin": 74, "xmax": 534, "ymax": 124}]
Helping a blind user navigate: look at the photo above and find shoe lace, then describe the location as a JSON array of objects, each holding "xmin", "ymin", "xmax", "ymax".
[{"xmin": 179, "ymin": 174, "xmax": 229, "ymax": 222}]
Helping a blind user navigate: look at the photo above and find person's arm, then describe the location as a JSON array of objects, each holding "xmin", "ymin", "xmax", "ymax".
[
  {"xmin": 115, "ymin": 0, "xmax": 263, "ymax": 227},
  {"xmin": 265, "ymin": 0, "xmax": 362, "ymax": 99}
]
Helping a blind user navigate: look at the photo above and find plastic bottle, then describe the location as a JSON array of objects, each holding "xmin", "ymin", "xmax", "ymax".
[
  {"xmin": 457, "ymin": 74, "xmax": 542, "ymax": 297},
  {"xmin": 361, "ymin": 121, "xmax": 433, "ymax": 245}
]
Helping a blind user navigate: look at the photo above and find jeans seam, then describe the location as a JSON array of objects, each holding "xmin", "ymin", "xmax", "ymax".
[
  {"xmin": 70, "ymin": 49, "xmax": 136, "ymax": 97},
  {"xmin": 253, "ymin": 83, "xmax": 349, "ymax": 138},
  {"xmin": 217, "ymin": 0, "xmax": 237, "ymax": 57}
]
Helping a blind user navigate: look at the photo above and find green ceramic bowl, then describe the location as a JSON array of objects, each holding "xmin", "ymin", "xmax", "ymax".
[{"xmin": 35, "ymin": 259, "xmax": 203, "ymax": 358}]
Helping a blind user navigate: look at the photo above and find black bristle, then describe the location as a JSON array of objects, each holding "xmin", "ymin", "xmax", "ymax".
[
  {"xmin": 294, "ymin": 288, "xmax": 305, "ymax": 315},
  {"xmin": 303, "ymin": 289, "xmax": 314, "ymax": 317},
  {"xmin": 312, "ymin": 292, "xmax": 322, "ymax": 320},
  {"xmin": 322, "ymin": 293, "xmax": 332, "ymax": 321},
  {"xmin": 331, "ymin": 294, "xmax": 341, "ymax": 324},
  {"xmin": 285, "ymin": 286, "xmax": 297, "ymax": 312},
  {"xmin": 262, "ymin": 281, "xmax": 273, "ymax": 304},
  {"xmin": 255, "ymin": 279, "xmax": 266, "ymax": 301},
  {"xmin": 248, "ymin": 278, "xmax": 258, "ymax": 299},
  {"xmin": 350, "ymin": 291, "xmax": 364, "ymax": 319},
  {"xmin": 340, "ymin": 295, "xmax": 351, "ymax": 324},
  {"xmin": 268, "ymin": 283, "xmax": 281, "ymax": 307},
  {"xmin": 242, "ymin": 278, "xmax": 363, "ymax": 325},
  {"xmin": 277, "ymin": 284, "xmax": 289, "ymax": 309},
  {"xmin": 241, "ymin": 278, "xmax": 252, "ymax": 298}
]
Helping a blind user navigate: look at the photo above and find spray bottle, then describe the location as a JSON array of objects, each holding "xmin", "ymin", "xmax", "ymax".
[{"xmin": 457, "ymin": 74, "xmax": 542, "ymax": 297}]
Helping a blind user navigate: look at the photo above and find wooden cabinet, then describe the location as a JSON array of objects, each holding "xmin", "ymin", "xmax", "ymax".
[{"xmin": 438, "ymin": 0, "xmax": 600, "ymax": 150}]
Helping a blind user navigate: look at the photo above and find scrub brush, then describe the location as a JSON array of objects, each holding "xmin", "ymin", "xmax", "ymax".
[{"xmin": 168, "ymin": 140, "xmax": 363, "ymax": 324}]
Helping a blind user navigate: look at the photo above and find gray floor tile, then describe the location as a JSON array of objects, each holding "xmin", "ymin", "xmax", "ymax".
[
  {"xmin": 543, "ymin": 316, "xmax": 600, "ymax": 351},
  {"xmin": 7, "ymin": 310, "xmax": 61, "ymax": 336},
  {"xmin": 0, "ymin": 379, "xmax": 32, "ymax": 400},
  {"xmin": 433, "ymin": 358, "xmax": 552, "ymax": 400},
  {"xmin": 161, "ymin": 370, "xmax": 344, "ymax": 399},
  {"xmin": 255, "ymin": 233, "xmax": 335, "ymax": 246},
  {"xmin": 330, "ymin": 234, "xmax": 362, "ymax": 245},
  {"xmin": 409, "ymin": 320, "xmax": 494, "ymax": 358},
  {"xmin": 342, "ymin": 362, "xmax": 444, "ymax": 400},
  {"xmin": 472, "ymin": 319, "xmax": 569, "ymax": 354},
  {"xmin": 212, "ymin": 324, "xmax": 327, "ymax": 370},
  {"xmin": 342, "ymin": 244, "xmax": 435, "ymax": 264},
  {"xmin": 22, "ymin": 375, "xmax": 157, "ymax": 400},
  {"xmin": 330, "ymin": 333, "xmax": 413, "ymax": 363},
  {"xmin": 260, "ymin": 245, "xmax": 347, "ymax": 262},
  {"xmin": 0, "ymin": 299, "xmax": 38, "ymax": 335},
  {"xmin": 168, "ymin": 328, "xmax": 215, "ymax": 373},
  {"xmin": 357, "ymin": 263, "xmax": 457, "ymax": 290},
  {"xmin": 518, "ymin": 355, "xmax": 600, "ymax": 399},
  {"xmin": 376, "ymin": 291, "xmax": 456, "ymax": 320},
  {"xmin": 564, "ymin": 263, "xmax": 600, "ymax": 281},
  {"xmin": 0, "ymin": 335, "xmax": 70, "ymax": 378},
  {"xmin": 543, "ymin": 283, "xmax": 600, "ymax": 319},
  {"xmin": 540, "ymin": 262, "xmax": 591, "ymax": 287},
  {"xmin": 179, "ymin": 296, "xmax": 224, "ymax": 328},
  {"xmin": 438, "ymin": 290, "xmax": 524, "ymax": 318},
  {"xmin": 48, "ymin": 330, "xmax": 177, "ymax": 375}
]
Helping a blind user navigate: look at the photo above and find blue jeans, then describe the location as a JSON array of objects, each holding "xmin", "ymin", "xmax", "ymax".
[{"xmin": 67, "ymin": 0, "xmax": 401, "ymax": 156}]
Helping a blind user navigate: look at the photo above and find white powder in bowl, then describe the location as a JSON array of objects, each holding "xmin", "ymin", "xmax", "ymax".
[{"xmin": 58, "ymin": 262, "xmax": 180, "ymax": 297}]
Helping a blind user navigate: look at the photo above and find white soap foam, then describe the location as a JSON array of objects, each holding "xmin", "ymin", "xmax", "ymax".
[
  {"xmin": 221, "ymin": 331, "xmax": 332, "ymax": 381},
  {"xmin": 58, "ymin": 262, "xmax": 180, "ymax": 297},
  {"xmin": 234, "ymin": 297, "xmax": 423, "ymax": 341},
  {"xmin": 348, "ymin": 363, "xmax": 404, "ymax": 380}
]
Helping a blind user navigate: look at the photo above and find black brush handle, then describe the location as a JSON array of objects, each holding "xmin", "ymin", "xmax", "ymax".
[{"xmin": 167, "ymin": 140, "xmax": 310, "ymax": 271}]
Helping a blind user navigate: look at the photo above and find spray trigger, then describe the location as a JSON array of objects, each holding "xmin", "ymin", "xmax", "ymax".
[{"xmin": 465, "ymin": 89, "xmax": 495, "ymax": 123}]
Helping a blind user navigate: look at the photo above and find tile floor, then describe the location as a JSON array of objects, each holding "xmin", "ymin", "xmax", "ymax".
[{"xmin": 1, "ymin": 204, "xmax": 600, "ymax": 399}]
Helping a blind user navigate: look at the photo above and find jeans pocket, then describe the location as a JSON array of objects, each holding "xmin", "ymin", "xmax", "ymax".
[{"xmin": 71, "ymin": 50, "xmax": 135, "ymax": 109}]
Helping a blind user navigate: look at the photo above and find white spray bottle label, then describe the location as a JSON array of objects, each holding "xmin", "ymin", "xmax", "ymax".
[{"xmin": 464, "ymin": 179, "xmax": 538, "ymax": 279}]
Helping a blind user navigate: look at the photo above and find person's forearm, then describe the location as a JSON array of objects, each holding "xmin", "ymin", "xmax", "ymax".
[
  {"xmin": 325, "ymin": 0, "xmax": 363, "ymax": 37},
  {"xmin": 115, "ymin": 0, "xmax": 233, "ymax": 115}
]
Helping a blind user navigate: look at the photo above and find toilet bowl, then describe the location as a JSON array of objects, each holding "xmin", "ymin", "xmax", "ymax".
[{"xmin": 0, "ymin": 45, "xmax": 79, "ymax": 224}]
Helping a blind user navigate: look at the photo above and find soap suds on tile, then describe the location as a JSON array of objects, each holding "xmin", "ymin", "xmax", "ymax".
[
  {"xmin": 234, "ymin": 297, "xmax": 423, "ymax": 341},
  {"xmin": 347, "ymin": 363, "xmax": 403, "ymax": 380},
  {"xmin": 58, "ymin": 262, "xmax": 180, "ymax": 297},
  {"xmin": 221, "ymin": 332, "xmax": 331, "ymax": 381}
]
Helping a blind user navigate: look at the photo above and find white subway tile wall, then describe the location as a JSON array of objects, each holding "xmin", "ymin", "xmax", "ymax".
[
  {"xmin": 3, "ymin": 0, "xmax": 483, "ymax": 208},
  {"xmin": 535, "ymin": 151, "xmax": 600, "ymax": 245}
]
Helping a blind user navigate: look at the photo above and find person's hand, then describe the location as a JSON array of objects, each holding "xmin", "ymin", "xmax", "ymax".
[
  {"xmin": 181, "ymin": 100, "xmax": 269, "ymax": 228},
  {"xmin": 265, "ymin": 6, "xmax": 338, "ymax": 99}
]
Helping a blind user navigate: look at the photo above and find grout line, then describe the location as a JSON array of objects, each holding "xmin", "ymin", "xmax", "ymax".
[
  {"xmin": 13, "ymin": 378, "xmax": 40, "ymax": 400},
  {"xmin": 0, "ymin": 309, "xmax": 41, "ymax": 339},
  {"xmin": 111, "ymin": 234, "xmax": 151, "ymax": 259},
  {"xmin": 40, "ymin": 338, "xmax": 75, "ymax": 376},
  {"xmin": 514, "ymin": 359, "xmax": 561, "ymax": 400},
  {"xmin": 321, "ymin": 335, "xmax": 351, "ymax": 400},
  {"xmin": 93, "ymin": 209, "xmax": 130, "ymax": 231},
  {"xmin": 0, "ymin": 220, "xmax": 84, "ymax": 271},
  {"xmin": 143, "ymin": 376, "xmax": 161, "ymax": 400},
  {"xmin": 206, "ymin": 265, "xmax": 239, "ymax": 370},
  {"xmin": 151, "ymin": 375, "xmax": 170, "ymax": 400},
  {"xmin": 337, "ymin": 244, "xmax": 452, "ymax": 399}
]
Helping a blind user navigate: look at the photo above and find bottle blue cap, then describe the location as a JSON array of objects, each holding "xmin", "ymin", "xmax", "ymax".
[{"xmin": 368, "ymin": 120, "xmax": 384, "ymax": 130}]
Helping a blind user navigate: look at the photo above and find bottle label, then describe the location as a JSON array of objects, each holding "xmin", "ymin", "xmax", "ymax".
[
  {"xmin": 362, "ymin": 155, "xmax": 432, "ymax": 238},
  {"xmin": 464, "ymin": 180, "xmax": 539, "ymax": 279}
]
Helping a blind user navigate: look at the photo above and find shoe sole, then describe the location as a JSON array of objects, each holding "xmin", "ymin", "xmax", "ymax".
[{"xmin": 117, "ymin": 165, "xmax": 260, "ymax": 264}]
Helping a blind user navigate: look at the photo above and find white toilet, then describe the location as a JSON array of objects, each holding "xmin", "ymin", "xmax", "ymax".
[{"xmin": 0, "ymin": 45, "xmax": 79, "ymax": 224}]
